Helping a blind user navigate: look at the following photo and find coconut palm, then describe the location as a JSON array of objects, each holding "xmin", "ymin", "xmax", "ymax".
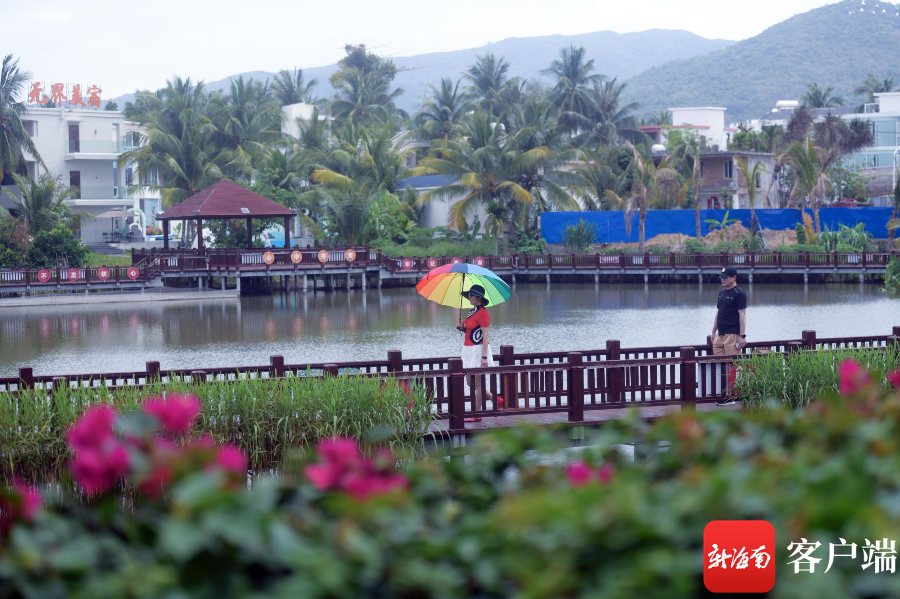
[
  {"xmin": 671, "ymin": 131, "xmax": 704, "ymax": 237},
  {"xmin": 761, "ymin": 107, "xmax": 813, "ymax": 208},
  {"xmin": 2, "ymin": 173, "xmax": 87, "ymax": 236},
  {"xmin": 329, "ymin": 66, "xmax": 405, "ymax": 127},
  {"xmin": 542, "ymin": 46, "xmax": 604, "ymax": 126},
  {"xmin": 854, "ymin": 74, "xmax": 895, "ymax": 110},
  {"xmin": 603, "ymin": 143, "xmax": 679, "ymax": 251},
  {"xmin": 410, "ymin": 111, "xmax": 537, "ymax": 233},
  {"xmin": 412, "ymin": 78, "xmax": 472, "ymax": 141},
  {"xmin": 779, "ymin": 137, "xmax": 830, "ymax": 231},
  {"xmin": 215, "ymin": 76, "xmax": 283, "ymax": 176},
  {"xmin": 271, "ymin": 68, "xmax": 318, "ymax": 106},
  {"xmin": 572, "ymin": 78, "xmax": 641, "ymax": 149},
  {"xmin": 800, "ymin": 83, "xmax": 844, "ymax": 109},
  {"xmin": 0, "ymin": 54, "xmax": 43, "ymax": 184},
  {"xmin": 464, "ymin": 53, "xmax": 510, "ymax": 113},
  {"xmin": 735, "ymin": 158, "xmax": 766, "ymax": 235},
  {"xmin": 649, "ymin": 110, "xmax": 672, "ymax": 126},
  {"xmin": 569, "ymin": 149, "xmax": 628, "ymax": 211}
]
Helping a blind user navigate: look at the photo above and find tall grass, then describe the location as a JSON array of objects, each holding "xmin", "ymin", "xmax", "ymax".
[
  {"xmin": 0, "ymin": 375, "xmax": 434, "ymax": 481},
  {"xmin": 735, "ymin": 346, "xmax": 900, "ymax": 409}
]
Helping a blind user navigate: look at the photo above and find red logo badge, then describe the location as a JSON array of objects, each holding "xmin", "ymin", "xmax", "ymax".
[
  {"xmin": 97, "ymin": 267, "xmax": 110, "ymax": 280},
  {"xmin": 451, "ymin": 257, "xmax": 462, "ymax": 265},
  {"xmin": 427, "ymin": 257, "xmax": 438, "ymax": 269},
  {"xmin": 37, "ymin": 269, "xmax": 51, "ymax": 283},
  {"xmin": 345, "ymin": 249, "xmax": 357, "ymax": 262},
  {"xmin": 290, "ymin": 250, "xmax": 302, "ymax": 264},
  {"xmin": 401, "ymin": 258, "xmax": 413, "ymax": 271},
  {"xmin": 317, "ymin": 250, "xmax": 329, "ymax": 263},
  {"xmin": 474, "ymin": 256, "xmax": 485, "ymax": 267},
  {"xmin": 704, "ymin": 520, "xmax": 775, "ymax": 594},
  {"xmin": 263, "ymin": 251, "xmax": 275, "ymax": 265},
  {"xmin": 127, "ymin": 267, "xmax": 139, "ymax": 280},
  {"xmin": 67, "ymin": 268, "xmax": 79, "ymax": 282}
]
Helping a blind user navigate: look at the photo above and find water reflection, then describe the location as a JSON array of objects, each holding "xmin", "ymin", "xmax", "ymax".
[{"xmin": 1, "ymin": 283, "xmax": 898, "ymax": 376}]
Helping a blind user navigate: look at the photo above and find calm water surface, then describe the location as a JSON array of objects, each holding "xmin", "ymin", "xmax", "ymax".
[{"xmin": 1, "ymin": 283, "xmax": 898, "ymax": 376}]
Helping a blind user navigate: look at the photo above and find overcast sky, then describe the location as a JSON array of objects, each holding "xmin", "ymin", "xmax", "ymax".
[{"xmin": 7, "ymin": 0, "xmax": 844, "ymax": 98}]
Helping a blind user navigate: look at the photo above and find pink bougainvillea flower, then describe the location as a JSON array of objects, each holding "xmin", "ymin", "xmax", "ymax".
[
  {"xmin": 344, "ymin": 470, "xmax": 407, "ymax": 501},
  {"xmin": 66, "ymin": 405, "xmax": 116, "ymax": 452},
  {"xmin": 566, "ymin": 461, "xmax": 593, "ymax": 487},
  {"xmin": 14, "ymin": 482, "xmax": 42, "ymax": 520},
  {"xmin": 304, "ymin": 438, "xmax": 407, "ymax": 501},
  {"xmin": 839, "ymin": 359, "xmax": 871, "ymax": 395},
  {"xmin": 316, "ymin": 438, "xmax": 361, "ymax": 469},
  {"xmin": 597, "ymin": 463, "xmax": 614, "ymax": 485},
  {"xmin": 137, "ymin": 464, "xmax": 173, "ymax": 499},
  {"xmin": 887, "ymin": 369, "xmax": 900, "ymax": 389},
  {"xmin": 143, "ymin": 395, "xmax": 201, "ymax": 435},
  {"xmin": 0, "ymin": 481, "xmax": 43, "ymax": 534},
  {"xmin": 215, "ymin": 445, "xmax": 247, "ymax": 476},
  {"xmin": 72, "ymin": 442, "xmax": 131, "ymax": 495}
]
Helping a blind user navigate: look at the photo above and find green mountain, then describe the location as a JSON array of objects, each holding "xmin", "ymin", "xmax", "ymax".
[
  {"xmin": 623, "ymin": 0, "xmax": 900, "ymax": 123},
  {"xmin": 111, "ymin": 30, "xmax": 732, "ymax": 112}
]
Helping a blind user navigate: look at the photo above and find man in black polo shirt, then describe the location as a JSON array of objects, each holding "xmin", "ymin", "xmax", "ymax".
[{"xmin": 712, "ymin": 266, "xmax": 747, "ymax": 406}]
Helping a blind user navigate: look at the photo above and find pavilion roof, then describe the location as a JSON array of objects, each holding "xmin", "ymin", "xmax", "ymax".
[{"xmin": 156, "ymin": 180, "xmax": 297, "ymax": 220}]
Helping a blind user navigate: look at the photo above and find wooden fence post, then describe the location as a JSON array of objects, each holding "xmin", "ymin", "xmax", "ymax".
[
  {"xmin": 500, "ymin": 345, "xmax": 516, "ymax": 409},
  {"xmin": 892, "ymin": 325, "xmax": 900, "ymax": 345},
  {"xmin": 680, "ymin": 347, "xmax": 696, "ymax": 410},
  {"xmin": 786, "ymin": 341, "xmax": 803, "ymax": 354},
  {"xmin": 190, "ymin": 370, "xmax": 206, "ymax": 385},
  {"xmin": 605, "ymin": 339, "xmax": 622, "ymax": 403},
  {"xmin": 801, "ymin": 330, "xmax": 817, "ymax": 350},
  {"xmin": 270, "ymin": 355, "xmax": 285, "ymax": 378},
  {"xmin": 448, "ymin": 357, "xmax": 466, "ymax": 431},
  {"xmin": 387, "ymin": 350, "xmax": 403, "ymax": 374},
  {"xmin": 323, "ymin": 364, "xmax": 339, "ymax": 377},
  {"xmin": 18, "ymin": 367, "xmax": 33, "ymax": 391},
  {"xmin": 567, "ymin": 352, "xmax": 585, "ymax": 422},
  {"xmin": 52, "ymin": 376, "xmax": 67, "ymax": 392},
  {"xmin": 146, "ymin": 361, "xmax": 161, "ymax": 383}
]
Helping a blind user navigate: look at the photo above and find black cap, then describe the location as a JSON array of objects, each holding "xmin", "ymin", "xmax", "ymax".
[
  {"xmin": 719, "ymin": 266, "xmax": 738, "ymax": 278},
  {"xmin": 462, "ymin": 284, "xmax": 490, "ymax": 306}
]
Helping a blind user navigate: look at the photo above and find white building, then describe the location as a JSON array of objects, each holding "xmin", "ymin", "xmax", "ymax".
[
  {"xmin": 398, "ymin": 174, "xmax": 489, "ymax": 232},
  {"xmin": 0, "ymin": 105, "xmax": 162, "ymax": 243},
  {"xmin": 641, "ymin": 107, "xmax": 737, "ymax": 152}
]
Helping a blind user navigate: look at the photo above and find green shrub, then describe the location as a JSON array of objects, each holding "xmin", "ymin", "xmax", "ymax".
[
  {"xmin": 376, "ymin": 239, "xmax": 495, "ymax": 258},
  {"xmin": 741, "ymin": 233, "xmax": 767, "ymax": 252},
  {"xmin": 885, "ymin": 257, "xmax": 900, "ymax": 292},
  {"xmin": 561, "ymin": 220, "xmax": 598, "ymax": 254},
  {"xmin": 0, "ymin": 217, "xmax": 27, "ymax": 268},
  {"xmin": 5, "ymin": 364, "xmax": 900, "ymax": 597},
  {"xmin": 25, "ymin": 226, "xmax": 88, "ymax": 268},
  {"xmin": 680, "ymin": 238, "xmax": 708, "ymax": 253},
  {"xmin": 646, "ymin": 244, "xmax": 669, "ymax": 254},
  {"xmin": 0, "ymin": 375, "xmax": 434, "ymax": 480},
  {"xmin": 712, "ymin": 240, "xmax": 743, "ymax": 253},
  {"xmin": 599, "ymin": 246, "xmax": 630, "ymax": 255},
  {"xmin": 772, "ymin": 244, "xmax": 827, "ymax": 253},
  {"xmin": 795, "ymin": 222, "xmax": 807, "ymax": 244}
]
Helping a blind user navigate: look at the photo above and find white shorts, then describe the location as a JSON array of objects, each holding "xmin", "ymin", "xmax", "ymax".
[{"xmin": 462, "ymin": 344, "xmax": 494, "ymax": 369}]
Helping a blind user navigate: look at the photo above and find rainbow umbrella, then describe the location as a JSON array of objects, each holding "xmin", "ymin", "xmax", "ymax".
[{"xmin": 416, "ymin": 263, "xmax": 512, "ymax": 315}]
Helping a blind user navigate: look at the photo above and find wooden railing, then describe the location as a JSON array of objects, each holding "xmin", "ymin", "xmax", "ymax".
[
  {"xmin": 0, "ymin": 265, "xmax": 151, "ymax": 287},
  {"xmin": 4, "ymin": 327, "xmax": 898, "ymax": 432}
]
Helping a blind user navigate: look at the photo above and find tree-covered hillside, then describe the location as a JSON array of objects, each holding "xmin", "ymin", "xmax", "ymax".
[{"xmin": 624, "ymin": 0, "xmax": 900, "ymax": 122}]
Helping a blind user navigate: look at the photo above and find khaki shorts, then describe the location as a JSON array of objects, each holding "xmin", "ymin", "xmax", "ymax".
[{"xmin": 713, "ymin": 333, "xmax": 742, "ymax": 356}]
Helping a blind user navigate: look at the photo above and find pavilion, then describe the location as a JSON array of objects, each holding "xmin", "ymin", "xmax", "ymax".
[{"xmin": 155, "ymin": 180, "xmax": 298, "ymax": 251}]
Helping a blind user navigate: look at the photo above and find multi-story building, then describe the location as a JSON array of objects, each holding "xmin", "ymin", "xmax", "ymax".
[{"xmin": 641, "ymin": 107, "xmax": 738, "ymax": 151}]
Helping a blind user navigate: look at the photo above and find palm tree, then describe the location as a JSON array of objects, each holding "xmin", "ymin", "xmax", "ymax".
[
  {"xmin": 800, "ymin": 83, "xmax": 844, "ymax": 108},
  {"xmin": 271, "ymin": 68, "xmax": 318, "ymax": 106},
  {"xmin": 735, "ymin": 158, "xmax": 766, "ymax": 235},
  {"xmin": 410, "ymin": 111, "xmax": 538, "ymax": 233},
  {"xmin": 2, "ymin": 173, "xmax": 86, "ymax": 236},
  {"xmin": 779, "ymin": 137, "xmax": 830, "ymax": 231},
  {"xmin": 604, "ymin": 143, "xmax": 679, "ymax": 251},
  {"xmin": 570, "ymin": 149, "xmax": 628, "ymax": 211},
  {"xmin": 297, "ymin": 124, "xmax": 409, "ymax": 244},
  {"xmin": 464, "ymin": 53, "xmax": 510, "ymax": 113},
  {"xmin": 329, "ymin": 66, "xmax": 406, "ymax": 127},
  {"xmin": 672, "ymin": 132, "xmax": 703, "ymax": 237},
  {"xmin": 0, "ymin": 54, "xmax": 43, "ymax": 184},
  {"xmin": 649, "ymin": 110, "xmax": 672, "ymax": 126},
  {"xmin": 761, "ymin": 108, "xmax": 813, "ymax": 208},
  {"xmin": 215, "ymin": 76, "xmax": 283, "ymax": 177},
  {"xmin": 122, "ymin": 78, "xmax": 224, "ymax": 245},
  {"xmin": 854, "ymin": 73, "xmax": 895, "ymax": 110},
  {"xmin": 542, "ymin": 46, "xmax": 604, "ymax": 126},
  {"xmin": 572, "ymin": 78, "xmax": 641, "ymax": 149},
  {"xmin": 412, "ymin": 78, "xmax": 472, "ymax": 140}
]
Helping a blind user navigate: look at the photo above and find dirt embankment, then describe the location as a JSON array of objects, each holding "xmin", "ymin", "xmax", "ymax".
[{"xmin": 593, "ymin": 224, "xmax": 799, "ymax": 252}]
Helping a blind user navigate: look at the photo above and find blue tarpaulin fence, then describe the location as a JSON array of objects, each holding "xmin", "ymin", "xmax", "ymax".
[{"xmin": 541, "ymin": 208, "xmax": 895, "ymax": 244}]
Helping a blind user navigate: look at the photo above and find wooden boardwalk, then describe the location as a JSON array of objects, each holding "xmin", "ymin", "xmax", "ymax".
[{"xmin": 428, "ymin": 401, "xmax": 739, "ymax": 436}]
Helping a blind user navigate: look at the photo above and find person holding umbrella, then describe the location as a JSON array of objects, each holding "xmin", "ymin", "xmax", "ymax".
[{"xmin": 456, "ymin": 284, "xmax": 494, "ymax": 421}]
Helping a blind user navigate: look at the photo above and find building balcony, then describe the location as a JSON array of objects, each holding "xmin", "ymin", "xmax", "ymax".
[
  {"xmin": 71, "ymin": 186, "xmax": 120, "ymax": 200},
  {"xmin": 64, "ymin": 139, "xmax": 122, "ymax": 159}
]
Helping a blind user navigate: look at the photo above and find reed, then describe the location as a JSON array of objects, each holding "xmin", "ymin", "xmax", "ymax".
[
  {"xmin": 735, "ymin": 345, "xmax": 900, "ymax": 408},
  {"xmin": 0, "ymin": 374, "xmax": 434, "ymax": 481}
]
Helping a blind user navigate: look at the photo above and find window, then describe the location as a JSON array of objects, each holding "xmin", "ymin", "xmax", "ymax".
[
  {"xmin": 724, "ymin": 160, "xmax": 732, "ymax": 179},
  {"xmin": 69, "ymin": 171, "xmax": 81, "ymax": 199},
  {"xmin": 700, "ymin": 161, "xmax": 704, "ymax": 177},
  {"xmin": 125, "ymin": 167, "xmax": 133, "ymax": 186},
  {"xmin": 23, "ymin": 120, "xmax": 37, "ymax": 137},
  {"xmin": 755, "ymin": 174, "xmax": 761, "ymax": 189}
]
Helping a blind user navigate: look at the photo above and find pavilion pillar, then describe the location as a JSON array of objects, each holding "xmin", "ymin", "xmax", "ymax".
[
  {"xmin": 197, "ymin": 219, "xmax": 203, "ymax": 252},
  {"xmin": 284, "ymin": 217, "xmax": 291, "ymax": 249},
  {"xmin": 246, "ymin": 218, "xmax": 253, "ymax": 249},
  {"xmin": 163, "ymin": 220, "xmax": 170, "ymax": 250}
]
